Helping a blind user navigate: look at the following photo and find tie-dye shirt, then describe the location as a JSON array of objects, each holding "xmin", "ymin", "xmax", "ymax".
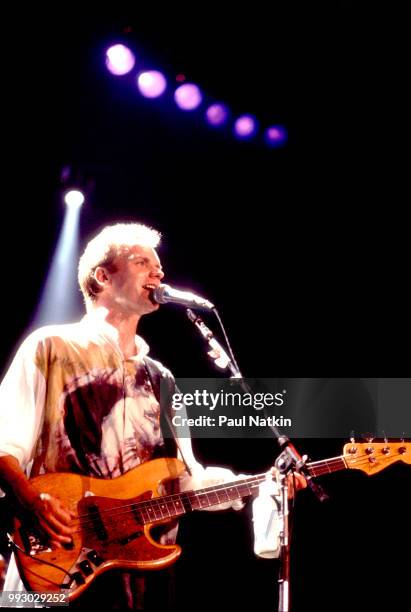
[
  {"xmin": 0, "ymin": 312, "xmax": 171, "ymax": 478},
  {"xmin": 0, "ymin": 313, "xmax": 245, "ymax": 595}
]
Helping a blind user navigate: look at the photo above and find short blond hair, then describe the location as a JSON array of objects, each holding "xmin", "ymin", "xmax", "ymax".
[{"xmin": 78, "ymin": 223, "xmax": 161, "ymax": 303}]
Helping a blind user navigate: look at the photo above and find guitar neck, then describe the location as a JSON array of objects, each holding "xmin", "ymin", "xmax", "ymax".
[
  {"xmin": 137, "ymin": 456, "xmax": 348, "ymax": 524},
  {"xmin": 136, "ymin": 474, "xmax": 266, "ymax": 523},
  {"xmin": 306, "ymin": 455, "xmax": 347, "ymax": 477}
]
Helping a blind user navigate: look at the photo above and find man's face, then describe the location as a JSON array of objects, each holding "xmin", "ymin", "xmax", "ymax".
[{"xmin": 107, "ymin": 245, "xmax": 164, "ymax": 315}]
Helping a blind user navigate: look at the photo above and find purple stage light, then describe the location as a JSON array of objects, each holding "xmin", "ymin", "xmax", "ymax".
[
  {"xmin": 264, "ymin": 125, "xmax": 288, "ymax": 147},
  {"xmin": 234, "ymin": 115, "xmax": 258, "ymax": 139},
  {"xmin": 105, "ymin": 44, "xmax": 136, "ymax": 75},
  {"xmin": 174, "ymin": 83, "xmax": 202, "ymax": 110},
  {"xmin": 205, "ymin": 103, "xmax": 229, "ymax": 126},
  {"xmin": 137, "ymin": 70, "xmax": 167, "ymax": 98}
]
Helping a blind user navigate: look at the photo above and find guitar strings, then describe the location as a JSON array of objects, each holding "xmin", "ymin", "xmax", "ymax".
[
  {"xmin": 71, "ymin": 454, "xmax": 347, "ymax": 524},
  {"xmin": 69, "ymin": 453, "xmax": 384, "ymax": 532},
  {"xmin": 71, "ymin": 473, "xmax": 268, "ymax": 521},
  {"xmin": 71, "ymin": 455, "xmax": 343, "ymax": 523},
  {"xmin": 69, "ymin": 475, "xmax": 268, "ymax": 534}
]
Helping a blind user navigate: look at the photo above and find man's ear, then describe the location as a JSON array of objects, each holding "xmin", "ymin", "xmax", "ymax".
[{"xmin": 93, "ymin": 266, "xmax": 110, "ymax": 289}]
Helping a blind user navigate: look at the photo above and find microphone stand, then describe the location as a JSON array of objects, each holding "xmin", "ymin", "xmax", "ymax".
[{"xmin": 186, "ymin": 308, "xmax": 328, "ymax": 612}]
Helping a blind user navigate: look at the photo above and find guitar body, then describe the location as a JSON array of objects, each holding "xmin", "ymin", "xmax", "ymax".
[{"xmin": 13, "ymin": 457, "xmax": 186, "ymax": 601}]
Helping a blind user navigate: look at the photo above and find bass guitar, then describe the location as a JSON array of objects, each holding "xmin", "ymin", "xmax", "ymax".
[{"xmin": 12, "ymin": 440, "xmax": 410, "ymax": 600}]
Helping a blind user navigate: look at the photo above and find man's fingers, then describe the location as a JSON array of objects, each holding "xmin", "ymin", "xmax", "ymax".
[
  {"xmin": 43, "ymin": 510, "xmax": 74, "ymax": 536},
  {"xmin": 35, "ymin": 496, "xmax": 76, "ymax": 544},
  {"xmin": 38, "ymin": 517, "xmax": 73, "ymax": 544},
  {"xmin": 286, "ymin": 472, "xmax": 307, "ymax": 498},
  {"xmin": 296, "ymin": 473, "xmax": 307, "ymax": 488},
  {"xmin": 53, "ymin": 504, "xmax": 75, "ymax": 526}
]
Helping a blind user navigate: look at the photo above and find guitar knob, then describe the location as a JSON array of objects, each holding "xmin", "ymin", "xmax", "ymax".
[
  {"xmin": 368, "ymin": 456, "xmax": 377, "ymax": 463},
  {"xmin": 382, "ymin": 446, "xmax": 390, "ymax": 455},
  {"xmin": 365, "ymin": 446, "xmax": 374, "ymax": 455},
  {"xmin": 86, "ymin": 550, "xmax": 104, "ymax": 567},
  {"xmin": 78, "ymin": 560, "xmax": 94, "ymax": 576},
  {"xmin": 69, "ymin": 571, "xmax": 85, "ymax": 586}
]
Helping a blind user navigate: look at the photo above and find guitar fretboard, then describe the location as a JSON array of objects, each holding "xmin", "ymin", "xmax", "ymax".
[
  {"xmin": 132, "ymin": 455, "xmax": 347, "ymax": 524},
  {"xmin": 306, "ymin": 456, "xmax": 346, "ymax": 477},
  {"xmin": 134, "ymin": 475, "xmax": 266, "ymax": 524}
]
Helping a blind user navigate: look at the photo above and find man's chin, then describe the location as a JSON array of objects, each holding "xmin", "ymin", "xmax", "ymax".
[{"xmin": 142, "ymin": 301, "xmax": 160, "ymax": 315}]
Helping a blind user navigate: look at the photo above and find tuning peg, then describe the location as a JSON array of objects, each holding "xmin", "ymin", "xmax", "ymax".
[
  {"xmin": 348, "ymin": 432, "xmax": 357, "ymax": 454},
  {"xmin": 380, "ymin": 431, "xmax": 390, "ymax": 455},
  {"xmin": 362, "ymin": 433, "xmax": 375, "ymax": 455}
]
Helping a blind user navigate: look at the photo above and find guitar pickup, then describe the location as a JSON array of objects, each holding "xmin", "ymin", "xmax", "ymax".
[{"xmin": 87, "ymin": 503, "xmax": 108, "ymax": 541}]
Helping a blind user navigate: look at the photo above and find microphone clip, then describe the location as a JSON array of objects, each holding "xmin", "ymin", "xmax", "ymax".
[{"xmin": 186, "ymin": 309, "xmax": 231, "ymax": 370}]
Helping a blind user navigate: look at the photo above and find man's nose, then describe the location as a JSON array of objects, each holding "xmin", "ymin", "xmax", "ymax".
[{"xmin": 150, "ymin": 266, "xmax": 164, "ymax": 279}]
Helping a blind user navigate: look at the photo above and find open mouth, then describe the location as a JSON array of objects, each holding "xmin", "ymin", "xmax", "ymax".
[{"xmin": 143, "ymin": 284, "xmax": 159, "ymax": 305}]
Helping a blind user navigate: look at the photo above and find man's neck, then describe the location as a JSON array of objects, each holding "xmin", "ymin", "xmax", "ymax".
[{"xmin": 88, "ymin": 305, "xmax": 141, "ymax": 358}]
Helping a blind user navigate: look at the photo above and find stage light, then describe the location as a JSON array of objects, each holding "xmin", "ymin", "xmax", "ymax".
[
  {"xmin": 105, "ymin": 44, "xmax": 136, "ymax": 75},
  {"xmin": 137, "ymin": 70, "xmax": 167, "ymax": 98},
  {"xmin": 32, "ymin": 196, "xmax": 83, "ymax": 326},
  {"xmin": 64, "ymin": 189, "xmax": 85, "ymax": 209},
  {"xmin": 264, "ymin": 125, "xmax": 288, "ymax": 147},
  {"xmin": 205, "ymin": 103, "xmax": 229, "ymax": 126},
  {"xmin": 174, "ymin": 83, "xmax": 202, "ymax": 110},
  {"xmin": 233, "ymin": 114, "xmax": 258, "ymax": 139}
]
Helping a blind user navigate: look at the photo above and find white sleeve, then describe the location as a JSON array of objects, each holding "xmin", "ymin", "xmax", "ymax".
[
  {"xmin": 172, "ymin": 388, "xmax": 245, "ymax": 511},
  {"xmin": 0, "ymin": 334, "xmax": 46, "ymax": 470}
]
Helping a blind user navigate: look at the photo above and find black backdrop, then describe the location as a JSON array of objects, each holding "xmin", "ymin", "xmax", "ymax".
[{"xmin": 1, "ymin": 5, "xmax": 408, "ymax": 610}]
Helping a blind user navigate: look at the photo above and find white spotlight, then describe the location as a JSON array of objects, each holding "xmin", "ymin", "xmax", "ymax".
[{"xmin": 64, "ymin": 189, "xmax": 85, "ymax": 209}]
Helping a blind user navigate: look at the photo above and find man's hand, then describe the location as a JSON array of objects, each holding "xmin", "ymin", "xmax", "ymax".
[
  {"xmin": 270, "ymin": 467, "xmax": 307, "ymax": 498},
  {"xmin": 30, "ymin": 493, "xmax": 76, "ymax": 549},
  {"xmin": 0, "ymin": 455, "xmax": 75, "ymax": 549},
  {"xmin": 286, "ymin": 471, "xmax": 307, "ymax": 497}
]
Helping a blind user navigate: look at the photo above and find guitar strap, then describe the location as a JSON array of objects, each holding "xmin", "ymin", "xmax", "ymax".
[{"xmin": 144, "ymin": 357, "xmax": 192, "ymax": 475}]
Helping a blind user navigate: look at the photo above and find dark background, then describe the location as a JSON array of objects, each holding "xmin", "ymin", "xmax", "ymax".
[{"xmin": 1, "ymin": 4, "xmax": 409, "ymax": 610}]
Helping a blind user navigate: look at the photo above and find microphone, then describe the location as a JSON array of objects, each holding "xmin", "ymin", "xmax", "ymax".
[{"xmin": 151, "ymin": 284, "xmax": 215, "ymax": 311}]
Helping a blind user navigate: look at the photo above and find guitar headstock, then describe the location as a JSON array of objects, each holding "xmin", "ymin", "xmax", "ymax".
[{"xmin": 343, "ymin": 440, "xmax": 410, "ymax": 475}]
